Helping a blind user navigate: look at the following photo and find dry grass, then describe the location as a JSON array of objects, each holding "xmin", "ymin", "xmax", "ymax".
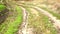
[{"xmin": 26, "ymin": 7, "xmax": 57, "ymax": 34}]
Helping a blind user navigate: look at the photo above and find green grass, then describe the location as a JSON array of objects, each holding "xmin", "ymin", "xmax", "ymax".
[
  {"xmin": 39, "ymin": 6, "xmax": 60, "ymax": 19},
  {"xmin": 4, "ymin": 6, "xmax": 23, "ymax": 34},
  {"xmin": 0, "ymin": 6, "xmax": 23, "ymax": 34}
]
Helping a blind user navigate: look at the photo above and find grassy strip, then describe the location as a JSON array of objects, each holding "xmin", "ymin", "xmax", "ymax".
[
  {"xmin": 0, "ymin": 6, "xmax": 23, "ymax": 34},
  {"xmin": 39, "ymin": 6, "xmax": 60, "ymax": 19},
  {"xmin": 4, "ymin": 6, "xmax": 23, "ymax": 34},
  {"xmin": 25, "ymin": 7, "xmax": 57, "ymax": 34}
]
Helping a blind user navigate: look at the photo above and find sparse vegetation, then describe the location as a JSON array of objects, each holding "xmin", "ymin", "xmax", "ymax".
[{"xmin": 25, "ymin": 7, "xmax": 57, "ymax": 34}]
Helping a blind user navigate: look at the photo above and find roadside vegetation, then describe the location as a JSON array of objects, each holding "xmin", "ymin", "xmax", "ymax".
[
  {"xmin": 0, "ymin": 1, "xmax": 23, "ymax": 34},
  {"xmin": 4, "ymin": 6, "xmax": 23, "ymax": 34}
]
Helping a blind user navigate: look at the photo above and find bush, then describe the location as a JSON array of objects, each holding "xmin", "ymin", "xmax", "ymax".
[{"xmin": 0, "ymin": 4, "xmax": 6, "ymax": 11}]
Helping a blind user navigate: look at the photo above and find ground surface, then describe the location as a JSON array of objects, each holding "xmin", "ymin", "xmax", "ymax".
[{"xmin": 0, "ymin": 0, "xmax": 60, "ymax": 34}]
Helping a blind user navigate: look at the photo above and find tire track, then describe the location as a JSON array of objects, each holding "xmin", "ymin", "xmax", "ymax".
[
  {"xmin": 18, "ymin": 6, "xmax": 34, "ymax": 34},
  {"xmin": 31, "ymin": 6, "xmax": 60, "ymax": 33},
  {"xmin": 18, "ymin": 6, "xmax": 28, "ymax": 34}
]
